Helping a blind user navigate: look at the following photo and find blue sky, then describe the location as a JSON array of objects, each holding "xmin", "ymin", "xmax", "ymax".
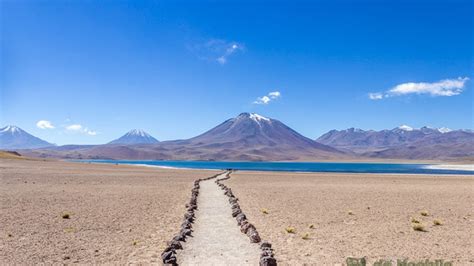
[{"xmin": 1, "ymin": 0, "xmax": 472, "ymax": 145}]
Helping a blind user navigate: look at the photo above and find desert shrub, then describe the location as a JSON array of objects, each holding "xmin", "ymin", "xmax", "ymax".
[{"xmin": 412, "ymin": 223, "xmax": 427, "ymax": 232}]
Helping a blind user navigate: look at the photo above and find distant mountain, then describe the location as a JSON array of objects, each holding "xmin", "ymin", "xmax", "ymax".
[
  {"xmin": 184, "ymin": 113, "xmax": 336, "ymax": 151},
  {"xmin": 158, "ymin": 112, "xmax": 343, "ymax": 160},
  {"xmin": 317, "ymin": 126, "xmax": 474, "ymax": 159},
  {"xmin": 364, "ymin": 130, "xmax": 474, "ymax": 160},
  {"xmin": 108, "ymin": 129, "xmax": 159, "ymax": 145},
  {"xmin": 23, "ymin": 113, "xmax": 346, "ymax": 161},
  {"xmin": 0, "ymin": 125, "xmax": 54, "ymax": 149}
]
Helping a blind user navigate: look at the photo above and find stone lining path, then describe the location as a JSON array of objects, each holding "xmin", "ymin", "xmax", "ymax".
[{"xmin": 177, "ymin": 174, "xmax": 261, "ymax": 265}]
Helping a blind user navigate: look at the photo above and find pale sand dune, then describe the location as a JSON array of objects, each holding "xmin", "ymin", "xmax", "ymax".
[
  {"xmin": 224, "ymin": 171, "xmax": 474, "ymax": 265},
  {"xmin": 177, "ymin": 175, "xmax": 261, "ymax": 265},
  {"xmin": 0, "ymin": 159, "xmax": 218, "ymax": 264}
]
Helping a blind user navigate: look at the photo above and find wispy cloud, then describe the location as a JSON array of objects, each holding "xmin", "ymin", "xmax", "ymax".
[
  {"xmin": 36, "ymin": 120, "xmax": 55, "ymax": 129},
  {"xmin": 190, "ymin": 39, "xmax": 244, "ymax": 65},
  {"xmin": 369, "ymin": 77, "xmax": 469, "ymax": 100},
  {"xmin": 253, "ymin": 91, "xmax": 281, "ymax": 105},
  {"xmin": 65, "ymin": 124, "xmax": 97, "ymax": 136}
]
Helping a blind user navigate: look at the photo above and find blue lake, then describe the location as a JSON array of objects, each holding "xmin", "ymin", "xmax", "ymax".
[{"xmin": 77, "ymin": 160, "xmax": 473, "ymax": 175}]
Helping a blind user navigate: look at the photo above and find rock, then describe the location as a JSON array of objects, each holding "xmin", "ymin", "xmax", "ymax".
[
  {"xmin": 236, "ymin": 213, "xmax": 247, "ymax": 225},
  {"xmin": 229, "ymin": 197, "xmax": 239, "ymax": 204},
  {"xmin": 168, "ymin": 240, "xmax": 183, "ymax": 250},
  {"xmin": 161, "ymin": 250, "xmax": 177, "ymax": 264},
  {"xmin": 261, "ymin": 242, "xmax": 272, "ymax": 249},
  {"xmin": 181, "ymin": 221, "xmax": 192, "ymax": 229},
  {"xmin": 184, "ymin": 213, "xmax": 194, "ymax": 222},
  {"xmin": 232, "ymin": 208, "xmax": 242, "ymax": 217},
  {"xmin": 260, "ymin": 256, "xmax": 277, "ymax": 266},
  {"xmin": 241, "ymin": 222, "xmax": 255, "ymax": 234},
  {"xmin": 173, "ymin": 234, "xmax": 185, "ymax": 242},
  {"xmin": 180, "ymin": 228, "xmax": 192, "ymax": 236},
  {"xmin": 247, "ymin": 228, "xmax": 261, "ymax": 243},
  {"xmin": 261, "ymin": 248, "xmax": 274, "ymax": 257}
]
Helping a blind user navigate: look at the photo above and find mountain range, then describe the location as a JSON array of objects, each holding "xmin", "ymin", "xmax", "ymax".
[
  {"xmin": 1, "ymin": 113, "xmax": 472, "ymax": 161},
  {"xmin": 317, "ymin": 126, "xmax": 473, "ymax": 160}
]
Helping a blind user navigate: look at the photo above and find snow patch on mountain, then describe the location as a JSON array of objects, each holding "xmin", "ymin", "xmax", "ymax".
[
  {"xmin": 437, "ymin": 127, "xmax": 452, "ymax": 133},
  {"xmin": 398, "ymin": 125, "xmax": 414, "ymax": 131},
  {"xmin": 249, "ymin": 113, "xmax": 270, "ymax": 122},
  {"xmin": 1, "ymin": 125, "xmax": 21, "ymax": 133},
  {"xmin": 126, "ymin": 129, "xmax": 149, "ymax": 137}
]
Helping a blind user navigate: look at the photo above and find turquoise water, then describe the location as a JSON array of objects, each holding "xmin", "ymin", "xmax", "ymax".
[{"xmin": 78, "ymin": 160, "xmax": 473, "ymax": 175}]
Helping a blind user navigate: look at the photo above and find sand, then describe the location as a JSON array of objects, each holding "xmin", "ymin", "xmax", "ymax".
[
  {"xmin": 224, "ymin": 171, "xmax": 474, "ymax": 265},
  {"xmin": 177, "ymin": 174, "xmax": 261, "ymax": 265},
  {"xmin": 0, "ymin": 159, "xmax": 218, "ymax": 264},
  {"xmin": 2, "ymin": 159, "xmax": 472, "ymax": 265}
]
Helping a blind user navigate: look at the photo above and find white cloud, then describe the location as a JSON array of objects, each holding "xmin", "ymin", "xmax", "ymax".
[
  {"xmin": 216, "ymin": 42, "xmax": 242, "ymax": 65},
  {"xmin": 268, "ymin": 91, "xmax": 281, "ymax": 98},
  {"xmin": 190, "ymin": 39, "xmax": 244, "ymax": 65},
  {"xmin": 65, "ymin": 124, "xmax": 97, "ymax": 136},
  {"xmin": 369, "ymin": 77, "xmax": 469, "ymax": 100},
  {"xmin": 66, "ymin": 124, "xmax": 82, "ymax": 131},
  {"xmin": 254, "ymin": 96, "xmax": 271, "ymax": 104},
  {"xmin": 368, "ymin": 93, "xmax": 383, "ymax": 100},
  {"xmin": 86, "ymin": 130, "xmax": 97, "ymax": 136},
  {"xmin": 253, "ymin": 91, "xmax": 281, "ymax": 105},
  {"xmin": 36, "ymin": 120, "xmax": 55, "ymax": 129}
]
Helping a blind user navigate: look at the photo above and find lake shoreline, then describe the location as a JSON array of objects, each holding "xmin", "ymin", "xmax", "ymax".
[{"xmin": 74, "ymin": 159, "xmax": 474, "ymax": 175}]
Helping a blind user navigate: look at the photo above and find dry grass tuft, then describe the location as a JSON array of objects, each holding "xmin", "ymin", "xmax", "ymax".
[
  {"xmin": 61, "ymin": 213, "xmax": 70, "ymax": 219},
  {"xmin": 412, "ymin": 223, "xmax": 427, "ymax": 232},
  {"xmin": 309, "ymin": 224, "xmax": 315, "ymax": 229},
  {"xmin": 348, "ymin": 210, "xmax": 354, "ymax": 215},
  {"xmin": 420, "ymin": 211, "xmax": 429, "ymax": 216},
  {"xmin": 411, "ymin": 217, "xmax": 421, "ymax": 223},
  {"xmin": 261, "ymin": 208, "xmax": 269, "ymax": 214},
  {"xmin": 433, "ymin": 219, "xmax": 443, "ymax": 226},
  {"xmin": 63, "ymin": 227, "xmax": 75, "ymax": 233},
  {"xmin": 285, "ymin": 227, "xmax": 296, "ymax": 234},
  {"xmin": 301, "ymin": 233, "xmax": 310, "ymax": 240}
]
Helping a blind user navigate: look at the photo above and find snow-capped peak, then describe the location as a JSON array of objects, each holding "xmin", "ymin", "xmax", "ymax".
[
  {"xmin": 437, "ymin": 127, "xmax": 452, "ymax": 133},
  {"xmin": 398, "ymin": 125, "xmax": 414, "ymax": 131},
  {"xmin": 127, "ymin": 129, "xmax": 149, "ymax": 137},
  {"xmin": 249, "ymin": 113, "xmax": 270, "ymax": 122},
  {"xmin": 1, "ymin": 125, "xmax": 21, "ymax": 133}
]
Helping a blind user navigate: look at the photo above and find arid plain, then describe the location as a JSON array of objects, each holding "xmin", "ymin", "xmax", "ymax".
[
  {"xmin": 1, "ymin": 158, "xmax": 472, "ymax": 265},
  {"xmin": 224, "ymin": 171, "xmax": 473, "ymax": 265},
  {"xmin": 0, "ymin": 158, "xmax": 218, "ymax": 264}
]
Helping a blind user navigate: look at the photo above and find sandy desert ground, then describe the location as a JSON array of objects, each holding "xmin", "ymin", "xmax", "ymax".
[
  {"xmin": 224, "ymin": 171, "xmax": 474, "ymax": 265},
  {"xmin": 1, "ymin": 158, "xmax": 473, "ymax": 265},
  {"xmin": 0, "ymin": 159, "xmax": 218, "ymax": 264}
]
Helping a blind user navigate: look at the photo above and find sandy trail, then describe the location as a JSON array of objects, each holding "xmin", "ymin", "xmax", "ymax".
[{"xmin": 177, "ymin": 174, "xmax": 260, "ymax": 265}]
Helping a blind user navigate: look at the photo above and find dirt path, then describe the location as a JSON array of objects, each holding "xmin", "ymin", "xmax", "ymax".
[{"xmin": 177, "ymin": 174, "xmax": 261, "ymax": 265}]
